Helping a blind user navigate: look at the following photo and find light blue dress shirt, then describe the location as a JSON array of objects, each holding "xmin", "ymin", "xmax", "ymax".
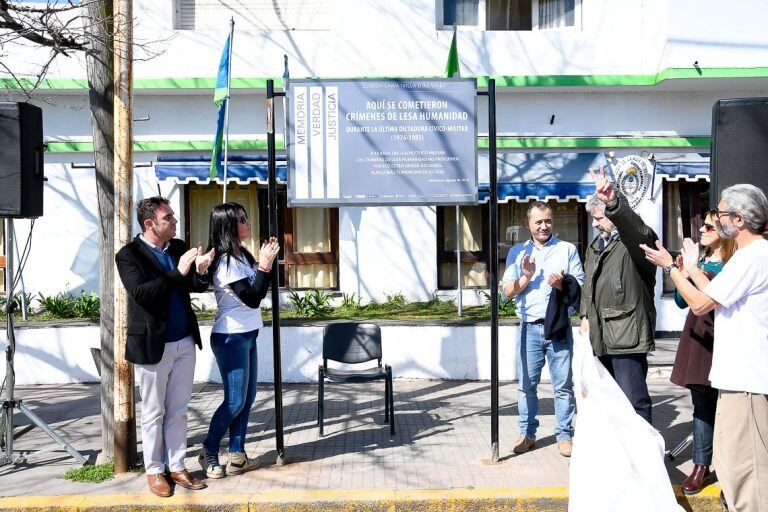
[{"xmin": 502, "ymin": 236, "xmax": 585, "ymax": 322}]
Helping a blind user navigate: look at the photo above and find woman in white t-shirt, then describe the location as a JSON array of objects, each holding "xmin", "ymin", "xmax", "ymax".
[
  {"xmin": 641, "ymin": 184, "xmax": 768, "ymax": 512},
  {"xmin": 197, "ymin": 202, "xmax": 280, "ymax": 479}
]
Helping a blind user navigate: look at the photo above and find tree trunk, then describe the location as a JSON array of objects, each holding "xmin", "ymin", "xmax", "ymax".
[{"xmin": 85, "ymin": 0, "xmax": 115, "ymax": 463}]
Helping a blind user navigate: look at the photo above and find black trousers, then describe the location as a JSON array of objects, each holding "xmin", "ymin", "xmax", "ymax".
[{"xmin": 599, "ymin": 353, "xmax": 653, "ymax": 425}]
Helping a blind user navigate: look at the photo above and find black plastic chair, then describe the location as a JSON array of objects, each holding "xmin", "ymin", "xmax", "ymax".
[{"xmin": 317, "ymin": 322, "xmax": 394, "ymax": 436}]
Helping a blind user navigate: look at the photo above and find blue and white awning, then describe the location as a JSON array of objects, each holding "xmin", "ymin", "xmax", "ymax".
[
  {"xmin": 478, "ymin": 152, "xmax": 603, "ymax": 203},
  {"xmin": 155, "ymin": 155, "xmax": 287, "ymax": 185},
  {"xmin": 654, "ymin": 153, "xmax": 710, "ymax": 182}
]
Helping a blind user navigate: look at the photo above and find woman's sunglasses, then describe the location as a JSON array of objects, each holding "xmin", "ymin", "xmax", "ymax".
[
  {"xmin": 701, "ymin": 222, "xmax": 717, "ymax": 233},
  {"xmin": 237, "ymin": 215, "xmax": 249, "ymax": 224}
]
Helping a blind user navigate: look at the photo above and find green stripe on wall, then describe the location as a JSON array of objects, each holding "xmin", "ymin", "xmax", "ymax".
[
  {"xmin": 5, "ymin": 67, "xmax": 768, "ymax": 91},
  {"xmin": 45, "ymin": 136, "xmax": 710, "ymax": 153}
]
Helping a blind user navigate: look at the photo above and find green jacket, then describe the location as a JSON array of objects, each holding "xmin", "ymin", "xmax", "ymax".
[{"xmin": 580, "ymin": 194, "xmax": 658, "ymax": 356}]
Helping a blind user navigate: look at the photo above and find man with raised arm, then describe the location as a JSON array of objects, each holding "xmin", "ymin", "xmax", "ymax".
[{"xmin": 579, "ymin": 168, "xmax": 658, "ymax": 424}]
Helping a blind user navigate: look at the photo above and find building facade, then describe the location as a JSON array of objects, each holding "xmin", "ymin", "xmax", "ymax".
[{"xmin": 3, "ymin": 0, "xmax": 768, "ymax": 332}]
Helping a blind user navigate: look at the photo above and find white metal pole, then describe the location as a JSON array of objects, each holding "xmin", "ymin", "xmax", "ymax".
[
  {"xmin": 456, "ymin": 205, "xmax": 462, "ymax": 316},
  {"xmin": 222, "ymin": 17, "xmax": 235, "ymax": 203}
]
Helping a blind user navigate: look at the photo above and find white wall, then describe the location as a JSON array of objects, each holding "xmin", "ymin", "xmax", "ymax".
[
  {"xmin": 6, "ymin": 0, "xmax": 768, "ymax": 81},
  {"xmin": 339, "ymin": 206, "xmax": 438, "ymax": 302},
  {"xmin": 0, "ymin": 323, "xmax": 530, "ymax": 384}
]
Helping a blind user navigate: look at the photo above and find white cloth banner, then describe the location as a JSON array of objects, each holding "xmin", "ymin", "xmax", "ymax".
[{"xmin": 568, "ymin": 332, "xmax": 684, "ymax": 512}]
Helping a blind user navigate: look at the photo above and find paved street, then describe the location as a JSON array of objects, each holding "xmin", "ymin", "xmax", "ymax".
[{"xmin": 0, "ymin": 377, "xmax": 698, "ymax": 497}]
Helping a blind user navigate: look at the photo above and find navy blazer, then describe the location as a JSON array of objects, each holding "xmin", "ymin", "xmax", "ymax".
[
  {"xmin": 544, "ymin": 274, "xmax": 581, "ymax": 342},
  {"xmin": 115, "ymin": 235, "xmax": 210, "ymax": 365}
]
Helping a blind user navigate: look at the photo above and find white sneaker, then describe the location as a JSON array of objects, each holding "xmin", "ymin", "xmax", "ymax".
[
  {"xmin": 198, "ymin": 446, "xmax": 225, "ymax": 479},
  {"xmin": 226, "ymin": 452, "xmax": 259, "ymax": 475}
]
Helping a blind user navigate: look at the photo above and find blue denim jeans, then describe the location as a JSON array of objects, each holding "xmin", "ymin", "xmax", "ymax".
[
  {"xmin": 691, "ymin": 386, "xmax": 718, "ymax": 466},
  {"xmin": 517, "ymin": 323, "xmax": 574, "ymax": 441},
  {"xmin": 202, "ymin": 329, "xmax": 259, "ymax": 454}
]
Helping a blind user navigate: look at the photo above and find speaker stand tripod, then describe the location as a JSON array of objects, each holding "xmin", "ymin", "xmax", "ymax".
[
  {"xmin": 1, "ymin": 218, "xmax": 86, "ymax": 467},
  {"xmin": 666, "ymin": 432, "xmax": 694, "ymax": 461}
]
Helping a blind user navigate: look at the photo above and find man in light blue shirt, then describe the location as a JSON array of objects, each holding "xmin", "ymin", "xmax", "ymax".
[{"xmin": 502, "ymin": 201, "xmax": 584, "ymax": 457}]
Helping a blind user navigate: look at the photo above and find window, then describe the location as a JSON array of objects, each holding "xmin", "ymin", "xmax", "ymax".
[
  {"xmin": 284, "ymin": 206, "xmax": 339, "ymax": 289},
  {"xmin": 437, "ymin": 200, "xmax": 586, "ymax": 289},
  {"xmin": 175, "ymin": 0, "xmax": 333, "ymax": 31},
  {"xmin": 185, "ymin": 183, "xmax": 338, "ymax": 289},
  {"xmin": 440, "ymin": 0, "xmax": 578, "ymax": 30},
  {"xmin": 662, "ymin": 180, "xmax": 710, "ymax": 292}
]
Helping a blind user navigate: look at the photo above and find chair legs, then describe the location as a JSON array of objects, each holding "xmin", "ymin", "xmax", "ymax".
[
  {"xmin": 316, "ymin": 366, "xmax": 394, "ymax": 437},
  {"xmin": 318, "ymin": 366, "xmax": 325, "ymax": 437}
]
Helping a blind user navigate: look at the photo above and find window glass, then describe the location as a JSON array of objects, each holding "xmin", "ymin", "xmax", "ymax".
[
  {"xmin": 443, "ymin": 206, "xmax": 483, "ymax": 252},
  {"xmin": 662, "ymin": 180, "xmax": 710, "ymax": 292},
  {"xmin": 188, "ymin": 184, "xmax": 261, "ymax": 259},
  {"xmin": 538, "ymin": 0, "xmax": 575, "ymax": 29},
  {"xmin": 444, "ymin": 0, "xmax": 479, "ymax": 26},
  {"xmin": 487, "ymin": 0, "xmax": 532, "ymax": 30},
  {"xmin": 293, "ymin": 208, "xmax": 330, "ymax": 252}
]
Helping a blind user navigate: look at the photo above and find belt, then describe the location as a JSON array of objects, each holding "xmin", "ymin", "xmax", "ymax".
[{"xmin": 524, "ymin": 318, "xmax": 545, "ymax": 325}]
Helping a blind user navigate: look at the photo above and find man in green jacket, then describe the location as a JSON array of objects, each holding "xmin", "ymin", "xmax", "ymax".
[{"xmin": 579, "ymin": 168, "xmax": 658, "ymax": 424}]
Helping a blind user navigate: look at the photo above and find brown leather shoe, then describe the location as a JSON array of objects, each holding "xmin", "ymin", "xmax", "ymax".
[
  {"xmin": 147, "ymin": 474, "xmax": 172, "ymax": 497},
  {"xmin": 682, "ymin": 464, "xmax": 711, "ymax": 495},
  {"xmin": 512, "ymin": 436, "xmax": 536, "ymax": 454},
  {"xmin": 169, "ymin": 469, "xmax": 207, "ymax": 490}
]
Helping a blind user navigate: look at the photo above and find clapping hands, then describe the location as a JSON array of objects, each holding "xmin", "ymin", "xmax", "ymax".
[
  {"xmin": 547, "ymin": 269, "xmax": 565, "ymax": 291},
  {"xmin": 195, "ymin": 247, "xmax": 215, "ymax": 274},
  {"xmin": 522, "ymin": 254, "xmax": 536, "ymax": 280},
  {"xmin": 258, "ymin": 237, "xmax": 280, "ymax": 272}
]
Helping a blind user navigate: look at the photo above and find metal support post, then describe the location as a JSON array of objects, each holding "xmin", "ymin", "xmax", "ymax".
[{"xmin": 266, "ymin": 79, "xmax": 286, "ymax": 465}]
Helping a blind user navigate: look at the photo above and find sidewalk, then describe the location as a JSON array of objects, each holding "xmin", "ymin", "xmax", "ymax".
[{"xmin": 1, "ymin": 377, "xmax": 707, "ymax": 498}]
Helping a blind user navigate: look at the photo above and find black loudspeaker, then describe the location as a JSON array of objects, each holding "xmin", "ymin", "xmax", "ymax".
[
  {"xmin": 0, "ymin": 102, "xmax": 45, "ymax": 218},
  {"xmin": 710, "ymin": 98, "xmax": 768, "ymax": 208}
]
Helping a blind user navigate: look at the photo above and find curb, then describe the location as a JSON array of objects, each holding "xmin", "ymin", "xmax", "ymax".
[{"xmin": 0, "ymin": 485, "xmax": 723, "ymax": 511}]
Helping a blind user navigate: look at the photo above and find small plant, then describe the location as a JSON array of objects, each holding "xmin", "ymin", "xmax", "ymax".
[
  {"xmin": 72, "ymin": 290, "xmax": 100, "ymax": 318},
  {"xmin": 480, "ymin": 290, "xmax": 517, "ymax": 316},
  {"xmin": 382, "ymin": 291, "xmax": 407, "ymax": 310},
  {"xmin": 0, "ymin": 291, "xmax": 34, "ymax": 316},
  {"xmin": 305, "ymin": 290, "xmax": 334, "ymax": 316},
  {"xmin": 288, "ymin": 290, "xmax": 333, "ymax": 317},
  {"xmin": 287, "ymin": 291, "xmax": 311, "ymax": 316},
  {"xmin": 339, "ymin": 292, "xmax": 365, "ymax": 314},
  {"xmin": 38, "ymin": 291, "xmax": 76, "ymax": 318}
]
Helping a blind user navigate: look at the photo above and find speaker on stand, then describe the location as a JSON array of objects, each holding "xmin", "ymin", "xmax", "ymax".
[
  {"xmin": 710, "ymin": 97, "xmax": 768, "ymax": 206},
  {"xmin": 0, "ymin": 102, "xmax": 86, "ymax": 467}
]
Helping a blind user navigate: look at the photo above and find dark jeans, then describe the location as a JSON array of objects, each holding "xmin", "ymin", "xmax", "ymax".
[
  {"xmin": 202, "ymin": 329, "xmax": 259, "ymax": 454},
  {"xmin": 691, "ymin": 386, "xmax": 718, "ymax": 466},
  {"xmin": 599, "ymin": 353, "xmax": 653, "ymax": 425}
]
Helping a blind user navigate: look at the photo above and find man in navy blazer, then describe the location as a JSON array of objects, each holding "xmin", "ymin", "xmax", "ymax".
[{"xmin": 115, "ymin": 196, "xmax": 214, "ymax": 497}]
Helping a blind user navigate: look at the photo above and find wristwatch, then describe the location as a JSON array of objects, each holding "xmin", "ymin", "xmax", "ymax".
[{"xmin": 663, "ymin": 262, "xmax": 678, "ymax": 275}]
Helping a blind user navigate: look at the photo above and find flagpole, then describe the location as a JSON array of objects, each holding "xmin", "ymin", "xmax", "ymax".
[
  {"xmin": 448, "ymin": 24, "xmax": 463, "ymax": 317},
  {"xmin": 222, "ymin": 17, "xmax": 235, "ymax": 203}
]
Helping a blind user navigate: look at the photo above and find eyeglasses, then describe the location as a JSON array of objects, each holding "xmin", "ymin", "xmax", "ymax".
[
  {"xmin": 715, "ymin": 210, "xmax": 734, "ymax": 218},
  {"xmin": 701, "ymin": 222, "xmax": 717, "ymax": 232},
  {"xmin": 237, "ymin": 215, "xmax": 249, "ymax": 224}
]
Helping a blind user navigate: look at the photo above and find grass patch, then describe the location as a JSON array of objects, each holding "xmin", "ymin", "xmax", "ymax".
[
  {"xmin": 61, "ymin": 461, "xmax": 144, "ymax": 483},
  {"xmin": 61, "ymin": 461, "xmax": 115, "ymax": 483}
]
